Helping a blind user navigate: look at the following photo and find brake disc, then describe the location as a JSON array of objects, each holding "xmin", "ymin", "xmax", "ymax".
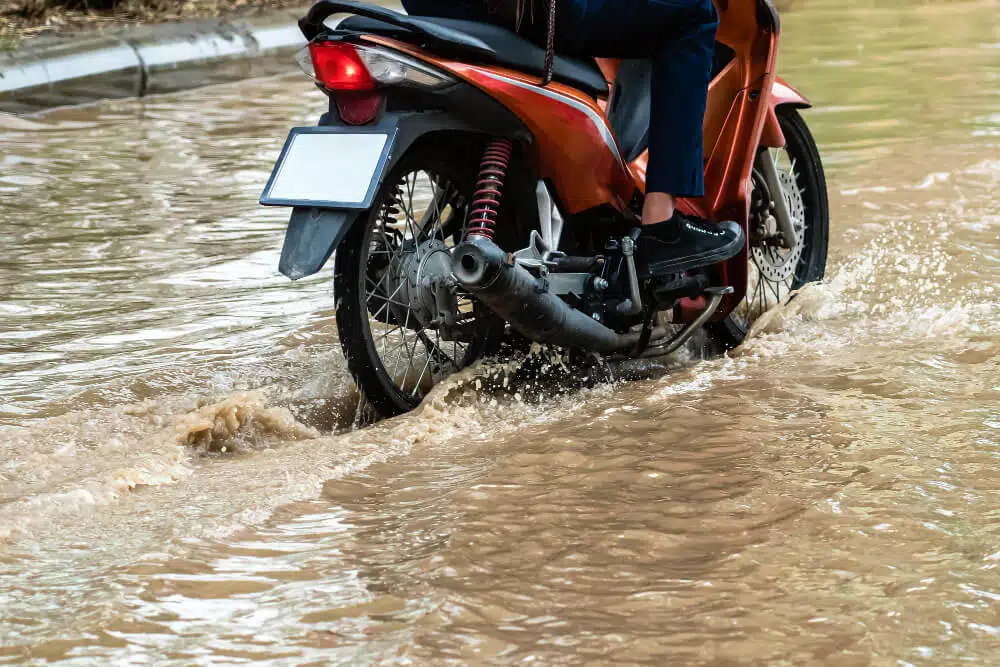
[{"xmin": 752, "ymin": 166, "xmax": 806, "ymax": 283}]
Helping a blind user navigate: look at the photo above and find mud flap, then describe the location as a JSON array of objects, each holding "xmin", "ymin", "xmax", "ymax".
[{"xmin": 279, "ymin": 207, "xmax": 363, "ymax": 280}]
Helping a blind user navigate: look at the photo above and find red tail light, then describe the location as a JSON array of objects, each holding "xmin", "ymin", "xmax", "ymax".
[
  {"xmin": 308, "ymin": 42, "xmax": 376, "ymax": 91},
  {"xmin": 335, "ymin": 92, "xmax": 384, "ymax": 125}
]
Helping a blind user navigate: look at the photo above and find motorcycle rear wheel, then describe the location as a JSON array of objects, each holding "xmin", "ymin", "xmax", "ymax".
[
  {"xmin": 711, "ymin": 108, "xmax": 829, "ymax": 347},
  {"xmin": 334, "ymin": 146, "xmax": 504, "ymax": 417}
]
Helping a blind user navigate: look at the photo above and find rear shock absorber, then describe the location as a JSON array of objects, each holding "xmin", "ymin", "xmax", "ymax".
[{"xmin": 466, "ymin": 138, "xmax": 513, "ymax": 240}]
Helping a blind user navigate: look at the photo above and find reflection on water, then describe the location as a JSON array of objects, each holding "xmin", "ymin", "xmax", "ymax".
[
  {"xmin": 0, "ymin": 0, "xmax": 998, "ymax": 663},
  {"xmin": 0, "ymin": 86, "xmax": 333, "ymax": 422}
]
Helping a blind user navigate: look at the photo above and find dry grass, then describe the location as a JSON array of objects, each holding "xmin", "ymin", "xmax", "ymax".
[
  {"xmin": 1, "ymin": 0, "xmax": 803, "ymax": 52},
  {"xmin": 0, "ymin": 0, "xmax": 305, "ymax": 50}
]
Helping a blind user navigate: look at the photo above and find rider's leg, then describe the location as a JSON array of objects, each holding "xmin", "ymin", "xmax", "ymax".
[
  {"xmin": 561, "ymin": 0, "xmax": 742, "ymax": 273},
  {"xmin": 405, "ymin": 0, "xmax": 713, "ymax": 218},
  {"xmin": 642, "ymin": 3, "xmax": 718, "ymax": 224},
  {"xmin": 562, "ymin": 0, "xmax": 717, "ymax": 220}
]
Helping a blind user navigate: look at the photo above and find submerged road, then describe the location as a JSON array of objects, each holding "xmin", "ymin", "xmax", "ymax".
[{"xmin": 1, "ymin": 0, "xmax": 998, "ymax": 663}]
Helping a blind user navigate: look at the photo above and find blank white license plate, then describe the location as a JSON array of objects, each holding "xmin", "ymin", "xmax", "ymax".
[{"xmin": 260, "ymin": 129, "xmax": 393, "ymax": 208}]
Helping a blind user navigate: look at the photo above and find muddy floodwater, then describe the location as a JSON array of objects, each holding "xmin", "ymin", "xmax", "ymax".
[{"xmin": 1, "ymin": 0, "xmax": 998, "ymax": 664}]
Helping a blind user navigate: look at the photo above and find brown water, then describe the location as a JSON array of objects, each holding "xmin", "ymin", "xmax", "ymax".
[{"xmin": 1, "ymin": 0, "xmax": 998, "ymax": 663}]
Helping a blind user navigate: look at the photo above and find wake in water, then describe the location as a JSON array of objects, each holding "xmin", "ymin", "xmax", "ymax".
[
  {"xmin": 741, "ymin": 206, "xmax": 997, "ymax": 350},
  {"xmin": 0, "ymin": 348, "xmax": 616, "ymax": 544},
  {"xmin": 4, "ymin": 215, "xmax": 996, "ymax": 546},
  {"xmin": 0, "ymin": 391, "xmax": 321, "ymax": 543}
]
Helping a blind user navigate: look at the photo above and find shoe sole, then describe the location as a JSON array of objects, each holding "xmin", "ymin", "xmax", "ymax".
[{"xmin": 644, "ymin": 232, "xmax": 745, "ymax": 277}]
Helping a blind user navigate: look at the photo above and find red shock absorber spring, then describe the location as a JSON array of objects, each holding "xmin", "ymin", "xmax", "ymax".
[{"xmin": 466, "ymin": 137, "xmax": 513, "ymax": 240}]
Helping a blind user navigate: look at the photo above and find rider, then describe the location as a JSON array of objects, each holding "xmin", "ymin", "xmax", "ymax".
[{"xmin": 401, "ymin": 0, "xmax": 744, "ymax": 277}]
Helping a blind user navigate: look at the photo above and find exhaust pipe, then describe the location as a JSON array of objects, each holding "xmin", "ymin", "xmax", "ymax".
[{"xmin": 451, "ymin": 236, "xmax": 646, "ymax": 353}]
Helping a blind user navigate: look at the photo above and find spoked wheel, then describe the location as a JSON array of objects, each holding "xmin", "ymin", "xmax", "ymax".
[
  {"xmin": 712, "ymin": 108, "xmax": 829, "ymax": 347},
  {"xmin": 335, "ymin": 147, "xmax": 503, "ymax": 417}
]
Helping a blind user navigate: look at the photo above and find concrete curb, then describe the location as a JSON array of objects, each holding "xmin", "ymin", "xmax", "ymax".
[{"xmin": 0, "ymin": 10, "xmax": 308, "ymax": 114}]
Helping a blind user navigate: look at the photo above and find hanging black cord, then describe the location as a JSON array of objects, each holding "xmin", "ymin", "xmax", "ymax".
[{"xmin": 541, "ymin": 0, "xmax": 557, "ymax": 85}]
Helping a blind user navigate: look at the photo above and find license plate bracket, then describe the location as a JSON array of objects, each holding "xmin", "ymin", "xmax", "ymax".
[{"xmin": 259, "ymin": 126, "xmax": 396, "ymax": 209}]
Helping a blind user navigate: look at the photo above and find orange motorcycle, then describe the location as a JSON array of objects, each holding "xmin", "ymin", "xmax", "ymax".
[{"xmin": 261, "ymin": 0, "xmax": 829, "ymax": 416}]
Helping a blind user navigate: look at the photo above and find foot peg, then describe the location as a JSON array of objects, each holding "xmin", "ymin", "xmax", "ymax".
[{"xmin": 641, "ymin": 286, "xmax": 733, "ymax": 358}]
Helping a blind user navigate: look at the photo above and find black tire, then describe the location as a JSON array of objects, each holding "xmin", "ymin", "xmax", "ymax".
[
  {"xmin": 334, "ymin": 145, "xmax": 504, "ymax": 417},
  {"xmin": 711, "ymin": 108, "xmax": 829, "ymax": 347}
]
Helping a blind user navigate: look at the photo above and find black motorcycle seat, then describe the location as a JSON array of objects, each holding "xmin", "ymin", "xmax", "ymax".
[{"xmin": 339, "ymin": 15, "xmax": 610, "ymax": 98}]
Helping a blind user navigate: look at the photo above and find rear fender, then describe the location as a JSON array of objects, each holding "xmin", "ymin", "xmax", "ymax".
[
  {"xmin": 760, "ymin": 78, "xmax": 812, "ymax": 148},
  {"xmin": 279, "ymin": 207, "xmax": 361, "ymax": 280}
]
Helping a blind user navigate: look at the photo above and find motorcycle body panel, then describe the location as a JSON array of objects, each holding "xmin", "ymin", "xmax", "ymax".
[{"xmin": 268, "ymin": 0, "xmax": 806, "ymax": 313}]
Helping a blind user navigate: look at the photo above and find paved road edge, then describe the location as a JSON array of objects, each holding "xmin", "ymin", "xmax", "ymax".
[{"xmin": 0, "ymin": 10, "xmax": 308, "ymax": 114}]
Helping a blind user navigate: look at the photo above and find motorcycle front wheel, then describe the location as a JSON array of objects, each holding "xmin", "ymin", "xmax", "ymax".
[
  {"xmin": 334, "ymin": 146, "xmax": 505, "ymax": 417},
  {"xmin": 711, "ymin": 108, "xmax": 830, "ymax": 347}
]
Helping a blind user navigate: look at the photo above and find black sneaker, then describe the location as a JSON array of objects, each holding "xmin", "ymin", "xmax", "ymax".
[{"xmin": 637, "ymin": 212, "xmax": 744, "ymax": 278}]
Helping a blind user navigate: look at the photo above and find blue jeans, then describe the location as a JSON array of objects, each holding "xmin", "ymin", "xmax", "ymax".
[{"xmin": 401, "ymin": 0, "xmax": 718, "ymax": 197}]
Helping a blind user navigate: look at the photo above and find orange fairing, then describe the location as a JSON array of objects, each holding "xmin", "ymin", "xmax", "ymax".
[
  {"xmin": 761, "ymin": 77, "xmax": 812, "ymax": 147},
  {"xmin": 445, "ymin": 65, "xmax": 638, "ymax": 214},
  {"xmin": 363, "ymin": 36, "xmax": 633, "ymax": 214},
  {"xmin": 771, "ymin": 77, "xmax": 811, "ymax": 108}
]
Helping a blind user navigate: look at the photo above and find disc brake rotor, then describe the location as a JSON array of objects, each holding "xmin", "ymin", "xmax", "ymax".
[{"xmin": 752, "ymin": 165, "xmax": 806, "ymax": 283}]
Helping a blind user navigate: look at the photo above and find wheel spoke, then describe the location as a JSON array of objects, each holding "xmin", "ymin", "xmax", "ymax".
[
  {"xmin": 351, "ymin": 162, "xmax": 497, "ymax": 410},
  {"xmin": 404, "ymin": 173, "xmax": 418, "ymax": 241},
  {"xmin": 419, "ymin": 329, "xmax": 457, "ymax": 370},
  {"xmin": 368, "ymin": 279, "xmax": 406, "ymax": 323},
  {"xmin": 764, "ymin": 267, "xmax": 782, "ymax": 305},
  {"xmin": 380, "ymin": 325, "xmax": 402, "ymax": 362},
  {"xmin": 409, "ymin": 344, "xmax": 434, "ymax": 397},
  {"xmin": 754, "ymin": 266, "xmax": 767, "ymax": 320},
  {"xmin": 421, "ymin": 173, "xmax": 445, "ymax": 242},
  {"xmin": 392, "ymin": 307, "xmax": 414, "ymax": 390}
]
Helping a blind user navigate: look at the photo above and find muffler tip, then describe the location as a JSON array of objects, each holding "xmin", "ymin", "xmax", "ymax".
[{"xmin": 451, "ymin": 237, "xmax": 501, "ymax": 288}]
